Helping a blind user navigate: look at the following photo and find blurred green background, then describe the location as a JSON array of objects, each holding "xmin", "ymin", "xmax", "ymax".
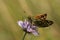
[{"xmin": 0, "ymin": 0, "xmax": 60, "ymax": 40}]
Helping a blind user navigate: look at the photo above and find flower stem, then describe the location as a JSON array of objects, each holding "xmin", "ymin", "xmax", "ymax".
[{"xmin": 22, "ymin": 32, "xmax": 27, "ymax": 40}]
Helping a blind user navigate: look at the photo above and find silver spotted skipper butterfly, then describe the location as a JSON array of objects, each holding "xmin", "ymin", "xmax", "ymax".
[{"xmin": 27, "ymin": 13, "xmax": 53, "ymax": 27}]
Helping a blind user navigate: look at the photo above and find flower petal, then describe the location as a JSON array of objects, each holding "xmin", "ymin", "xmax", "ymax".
[
  {"xmin": 17, "ymin": 21, "xmax": 24, "ymax": 28},
  {"xmin": 32, "ymin": 30, "xmax": 39, "ymax": 36}
]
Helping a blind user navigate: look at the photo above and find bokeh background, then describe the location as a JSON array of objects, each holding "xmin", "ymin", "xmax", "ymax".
[{"xmin": 0, "ymin": 0, "xmax": 60, "ymax": 40}]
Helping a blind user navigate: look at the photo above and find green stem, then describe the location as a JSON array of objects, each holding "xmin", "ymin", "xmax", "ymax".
[{"xmin": 22, "ymin": 32, "xmax": 27, "ymax": 40}]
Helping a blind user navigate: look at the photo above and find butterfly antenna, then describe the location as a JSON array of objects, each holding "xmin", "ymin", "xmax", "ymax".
[{"xmin": 22, "ymin": 32, "xmax": 27, "ymax": 40}]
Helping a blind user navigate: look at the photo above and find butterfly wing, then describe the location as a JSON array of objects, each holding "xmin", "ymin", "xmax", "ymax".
[{"xmin": 34, "ymin": 20, "xmax": 53, "ymax": 27}]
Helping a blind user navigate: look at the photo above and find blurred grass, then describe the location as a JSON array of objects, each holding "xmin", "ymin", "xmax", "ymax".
[{"xmin": 0, "ymin": 0, "xmax": 60, "ymax": 40}]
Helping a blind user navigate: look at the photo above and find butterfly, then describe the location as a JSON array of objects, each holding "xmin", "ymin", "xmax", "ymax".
[{"xmin": 33, "ymin": 13, "xmax": 53, "ymax": 27}]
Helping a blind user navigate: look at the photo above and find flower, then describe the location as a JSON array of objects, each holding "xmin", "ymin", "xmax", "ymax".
[{"xmin": 17, "ymin": 19, "xmax": 39, "ymax": 36}]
